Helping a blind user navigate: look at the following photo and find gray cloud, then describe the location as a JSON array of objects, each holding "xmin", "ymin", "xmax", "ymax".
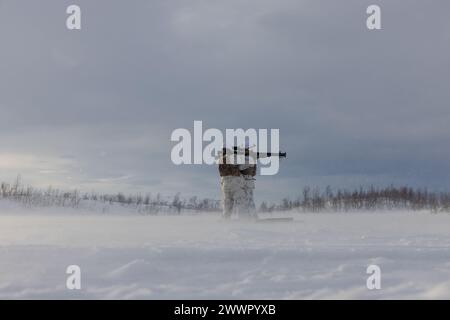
[{"xmin": 1, "ymin": 0, "xmax": 450, "ymax": 202}]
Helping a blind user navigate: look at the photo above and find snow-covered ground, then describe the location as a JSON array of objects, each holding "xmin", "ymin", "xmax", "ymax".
[{"xmin": 1, "ymin": 206, "xmax": 450, "ymax": 299}]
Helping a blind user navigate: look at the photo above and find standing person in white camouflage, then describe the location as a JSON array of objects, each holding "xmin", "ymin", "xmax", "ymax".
[
  {"xmin": 218, "ymin": 149, "xmax": 245, "ymax": 219},
  {"xmin": 218, "ymin": 144, "xmax": 286, "ymax": 220},
  {"xmin": 238, "ymin": 145, "xmax": 258, "ymax": 219}
]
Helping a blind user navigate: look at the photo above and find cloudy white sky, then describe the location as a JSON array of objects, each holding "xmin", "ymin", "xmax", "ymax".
[{"xmin": 1, "ymin": 0, "xmax": 449, "ymax": 202}]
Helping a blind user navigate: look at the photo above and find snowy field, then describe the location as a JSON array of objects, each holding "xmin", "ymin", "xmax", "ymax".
[{"xmin": 1, "ymin": 206, "xmax": 450, "ymax": 299}]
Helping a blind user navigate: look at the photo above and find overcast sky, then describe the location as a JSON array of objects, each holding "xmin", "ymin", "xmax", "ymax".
[{"xmin": 1, "ymin": 0, "xmax": 449, "ymax": 202}]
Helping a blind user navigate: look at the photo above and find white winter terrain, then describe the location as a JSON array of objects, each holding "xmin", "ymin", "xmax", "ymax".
[{"xmin": 1, "ymin": 203, "xmax": 450, "ymax": 299}]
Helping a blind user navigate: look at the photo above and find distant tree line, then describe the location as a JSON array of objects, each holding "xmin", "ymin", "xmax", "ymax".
[
  {"xmin": 260, "ymin": 185, "xmax": 450, "ymax": 213},
  {"xmin": 2, "ymin": 177, "xmax": 450, "ymax": 214},
  {"xmin": 0, "ymin": 177, "xmax": 221, "ymax": 214}
]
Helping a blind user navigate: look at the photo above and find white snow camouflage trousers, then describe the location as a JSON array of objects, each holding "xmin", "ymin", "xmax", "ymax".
[
  {"xmin": 241, "ymin": 175, "xmax": 256, "ymax": 216},
  {"xmin": 220, "ymin": 176, "xmax": 257, "ymax": 218}
]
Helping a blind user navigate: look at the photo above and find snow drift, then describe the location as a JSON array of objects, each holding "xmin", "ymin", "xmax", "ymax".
[{"xmin": 1, "ymin": 205, "xmax": 450, "ymax": 299}]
